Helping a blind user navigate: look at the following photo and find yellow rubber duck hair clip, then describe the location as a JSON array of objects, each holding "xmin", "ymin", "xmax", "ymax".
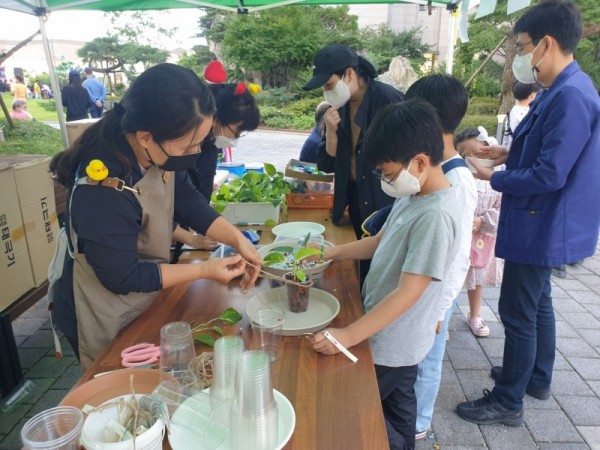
[{"xmin": 86, "ymin": 159, "xmax": 109, "ymax": 181}]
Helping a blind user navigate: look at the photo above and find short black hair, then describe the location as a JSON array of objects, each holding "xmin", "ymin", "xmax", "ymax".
[
  {"xmin": 512, "ymin": 80, "xmax": 541, "ymax": 100},
  {"xmin": 209, "ymin": 83, "xmax": 260, "ymax": 132},
  {"xmin": 514, "ymin": 0, "xmax": 582, "ymax": 53},
  {"xmin": 454, "ymin": 128, "xmax": 480, "ymax": 148},
  {"xmin": 365, "ymin": 98, "xmax": 444, "ymax": 167},
  {"xmin": 404, "ymin": 74, "xmax": 468, "ymax": 133}
]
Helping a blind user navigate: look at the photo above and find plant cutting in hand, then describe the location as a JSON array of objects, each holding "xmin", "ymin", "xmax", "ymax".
[
  {"xmin": 190, "ymin": 308, "xmax": 243, "ymax": 346},
  {"xmin": 211, "ymin": 163, "xmax": 292, "ymax": 214},
  {"xmin": 263, "ymin": 233, "xmax": 324, "ymax": 283}
]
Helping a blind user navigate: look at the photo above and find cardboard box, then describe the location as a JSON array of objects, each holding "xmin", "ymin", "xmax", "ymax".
[
  {"xmin": 285, "ymin": 159, "xmax": 334, "ymax": 182},
  {"xmin": 221, "ymin": 202, "xmax": 281, "ymax": 225},
  {"xmin": 13, "ymin": 158, "xmax": 59, "ymax": 286},
  {"xmin": 0, "ymin": 165, "xmax": 35, "ymax": 311},
  {"xmin": 66, "ymin": 118, "xmax": 101, "ymax": 146}
]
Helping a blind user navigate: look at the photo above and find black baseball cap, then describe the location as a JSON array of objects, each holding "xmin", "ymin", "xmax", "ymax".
[{"xmin": 303, "ymin": 44, "xmax": 358, "ymax": 90}]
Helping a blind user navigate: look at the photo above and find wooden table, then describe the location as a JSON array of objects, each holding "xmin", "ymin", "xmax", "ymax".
[{"xmin": 75, "ymin": 209, "xmax": 389, "ymax": 450}]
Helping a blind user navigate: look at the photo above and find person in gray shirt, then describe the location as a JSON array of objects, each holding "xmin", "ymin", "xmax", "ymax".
[{"xmin": 312, "ymin": 98, "xmax": 463, "ymax": 450}]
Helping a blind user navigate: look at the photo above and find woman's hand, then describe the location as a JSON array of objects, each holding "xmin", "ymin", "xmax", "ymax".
[
  {"xmin": 234, "ymin": 235, "xmax": 262, "ymax": 290},
  {"xmin": 311, "ymin": 328, "xmax": 352, "ymax": 355},
  {"xmin": 324, "ymin": 106, "xmax": 341, "ymax": 136},
  {"xmin": 201, "ymin": 254, "xmax": 246, "ymax": 283},
  {"xmin": 472, "ymin": 217, "xmax": 483, "ymax": 233}
]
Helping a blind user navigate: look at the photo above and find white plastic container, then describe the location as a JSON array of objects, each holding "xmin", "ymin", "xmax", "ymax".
[
  {"xmin": 220, "ymin": 202, "xmax": 281, "ymax": 225},
  {"xmin": 80, "ymin": 394, "xmax": 165, "ymax": 450}
]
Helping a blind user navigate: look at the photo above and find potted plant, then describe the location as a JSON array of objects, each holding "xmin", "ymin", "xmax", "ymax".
[
  {"xmin": 211, "ymin": 163, "xmax": 292, "ymax": 225},
  {"xmin": 263, "ymin": 234, "xmax": 323, "ymax": 313}
]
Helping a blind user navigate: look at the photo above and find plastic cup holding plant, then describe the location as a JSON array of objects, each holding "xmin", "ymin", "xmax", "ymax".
[{"xmin": 263, "ymin": 233, "xmax": 324, "ymax": 313}]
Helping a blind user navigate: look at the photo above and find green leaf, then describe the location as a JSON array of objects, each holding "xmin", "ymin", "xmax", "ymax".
[
  {"xmin": 194, "ymin": 334, "xmax": 216, "ymax": 347},
  {"xmin": 219, "ymin": 307, "xmax": 243, "ymax": 324},
  {"xmin": 294, "ymin": 269, "xmax": 307, "ymax": 283},
  {"xmin": 301, "ymin": 232, "xmax": 311, "ymax": 247},
  {"xmin": 294, "ymin": 246, "xmax": 323, "ymax": 261},
  {"xmin": 214, "ymin": 201, "xmax": 227, "ymax": 214},
  {"xmin": 264, "ymin": 163, "xmax": 276, "ymax": 176},
  {"xmin": 263, "ymin": 252, "xmax": 286, "ymax": 266},
  {"xmin": 211, "ymin": 326, "xmax": 224, "ymax": 336}
]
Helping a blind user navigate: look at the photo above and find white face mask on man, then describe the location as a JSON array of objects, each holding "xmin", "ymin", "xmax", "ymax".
[
  {"xmin": 512, "ymin": 40, "xmax": 545, "ymax": 85},
  {"xmin": 380, "ymin": 160, "xmax": 422, "ymax": 198},
  {"xmin": 323, "ymin": 75, "xmax": 351, "ymax": 108}
]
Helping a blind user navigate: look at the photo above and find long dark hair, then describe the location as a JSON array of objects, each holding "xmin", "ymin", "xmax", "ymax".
[
  {"xmin": 209, "ymin": 83, "xmax": 260, "ymax": 132},
  {"xmin": 51, "ymin": 63, "xmax": 216, "ymax": 188}
]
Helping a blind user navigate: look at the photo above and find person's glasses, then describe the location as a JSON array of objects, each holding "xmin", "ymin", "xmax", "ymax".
[
  {"xmin": 515, "ymin": 40, "xmax": 534, "ymax": 54},
  {"xmin": 372, "ymin": 167, "xmax": 403, "ymax": 184},
  {"xmin": 225, "ymin": 124, "xmax": 249, "ymax": 139}
]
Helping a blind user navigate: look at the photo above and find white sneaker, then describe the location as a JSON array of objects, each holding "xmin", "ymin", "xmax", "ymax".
[{"xmin": 468, "ymin": 314, "xmax": 490, "ymax": 337}]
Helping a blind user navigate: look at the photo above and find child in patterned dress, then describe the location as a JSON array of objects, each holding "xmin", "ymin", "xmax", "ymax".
[{"xmin": 455, "ymin": 128, "xmax": 504, "ymax": 337}]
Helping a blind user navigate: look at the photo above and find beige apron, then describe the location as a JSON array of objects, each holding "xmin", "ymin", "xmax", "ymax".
[{"xmin": 71, "ymin": 166, "xmax": 174, "ymax": 369}]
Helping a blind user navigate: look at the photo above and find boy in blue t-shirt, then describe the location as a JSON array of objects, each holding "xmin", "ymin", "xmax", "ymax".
[{"xmin": 312, "ymin": 98, "xmax": 463, "ymax": 450}]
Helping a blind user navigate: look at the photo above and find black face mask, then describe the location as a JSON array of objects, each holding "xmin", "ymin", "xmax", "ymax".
[{"xmin": 145, "ymin": 143, "xmax": 202, "ymax": 172}]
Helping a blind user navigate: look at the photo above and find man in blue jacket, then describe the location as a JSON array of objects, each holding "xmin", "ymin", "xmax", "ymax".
[
  {"xmin": 83, "ymin": 68, "xmax": 106, "ymax": 118},
  {"xmin": 456, "ymin": 0, "xmax": 600, "ymax": 425}
]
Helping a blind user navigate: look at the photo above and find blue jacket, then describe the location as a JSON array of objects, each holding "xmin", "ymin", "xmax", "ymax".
[{"xmin": 491, "ymin": 62, "xmax": 600, "ymax": 266}]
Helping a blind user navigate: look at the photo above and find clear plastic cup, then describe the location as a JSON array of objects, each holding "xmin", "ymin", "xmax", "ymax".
[
  {"xmin": 230, "ymin": 351, "xmax": 278, "ymax": 449},
  {"xmin": 160, "ymin": 321, "xmax": 196, "ymax": 383},
  {"xmin": 210, "ymin": 335, "xmax": 245, "ymax": 405},
  {"xmin": 250, "ymin": 310, "xmax": 285, "ymax": 362},
  {"xmin": 21, "ymin": 406, "xmax": 83, "ymax": 450}
]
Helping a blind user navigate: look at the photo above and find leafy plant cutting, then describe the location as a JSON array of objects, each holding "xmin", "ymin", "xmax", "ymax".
[
  {"xmin": 190, "ymin": 308, "xmax": 243, "ymax": 346},
  {"xmin": 263, "ymin": 233, "xmax": 323, "ymax": 282},
  {"xmin": 211, "ymin": 163, "xmax": 292, "ymax": 214}
]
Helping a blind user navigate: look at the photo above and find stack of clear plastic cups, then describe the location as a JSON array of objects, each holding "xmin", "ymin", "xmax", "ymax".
[
  {"xmin": 210, "ymin": 336, "xmax": 244, "ymax": 427},
  {"xmin": 21, "ymin": 406, "xmax": 83, "ymax": 450},
  {"xmin": 210, "ymin": 336, "xmax": 245, "ymax": 410},
  {"xmin": 230, "ymin": 351, "xmax": 279, "ymax": 449}
]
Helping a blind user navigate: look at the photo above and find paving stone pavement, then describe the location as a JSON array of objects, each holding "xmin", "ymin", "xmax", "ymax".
[{"xmin": 2, "ymin": 129, "xmax": 599, "ymax": 449}]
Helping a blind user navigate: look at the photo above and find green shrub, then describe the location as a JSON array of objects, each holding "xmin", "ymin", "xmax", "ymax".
[
  {"xmin": 468, "ymin": 96, "xmax": 500, "ymax": 115},
  {"xmin": 284, "ymin": 97, "xmax": 321, "ymax": 117},
  {"xmin": 289, "ymin": 114, "xmax": 314, "ymax": 130},
  {"xmin": 0, "ymin": 119, "xmax": 64, "ymax": 155},
  {"xmin": 255, "ymin": 87, "xmax": 297, "ymax": 107},
  {"xmin": 458, "ymin": 115, "xmax": 497, "ymax": 136}
]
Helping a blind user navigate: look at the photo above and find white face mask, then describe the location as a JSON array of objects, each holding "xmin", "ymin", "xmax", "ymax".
[
  {"xmin": 512, "ymin": 41, "xmax": 545, "ymax": 84},
  {"xmin": 380, "ymin": 160, "xmax": 422, "ymax": 198},
  {"xmin": 213, "ymin": 125, "xmax": 239, "ymax": 149},
  {"xmin": 323, "ymin": 76, "xmax": 351, "ymax": 108}
]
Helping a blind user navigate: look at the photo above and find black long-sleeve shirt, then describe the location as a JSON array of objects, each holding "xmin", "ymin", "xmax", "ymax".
[
  {"xmin": 61, "ymin": 85, "xmax": 92, "ymax": 122},
  {"xmin": 317, "ymin": 79, "xmax": 403, "ymax": 224},
  {"xmin": 67, "ymin": 135, "xmax": 219, "ymax": 295}
]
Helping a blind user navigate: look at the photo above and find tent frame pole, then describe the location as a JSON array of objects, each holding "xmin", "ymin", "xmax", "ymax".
[{"xmin": 36, "ymin": 6, "xmax": 69, "ymax": 149}]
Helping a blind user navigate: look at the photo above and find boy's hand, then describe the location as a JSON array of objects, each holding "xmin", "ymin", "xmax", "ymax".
[
  {"xmin": 311, "ymin": 328, "xmax": 351, "ymax": 355},
  {"xmin": 435, "ymin": 321, "xmax": 443, "ymax": 334}
]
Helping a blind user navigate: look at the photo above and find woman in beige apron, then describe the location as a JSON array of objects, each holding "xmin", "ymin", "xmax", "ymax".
[{"xmin": 50, "ymin": 64, "xmax": 261, "ymax": 369}]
